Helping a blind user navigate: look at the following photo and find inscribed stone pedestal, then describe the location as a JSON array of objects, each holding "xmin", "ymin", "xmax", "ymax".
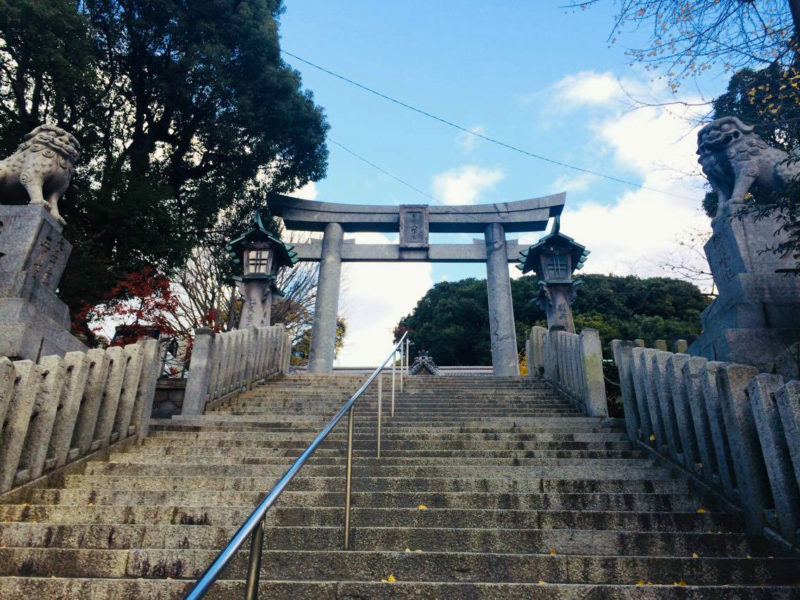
[
  {"xmin": 0, "ymin": 205, "xmax": 86, "ymax": 359},
  {"xmin": 688, "ymin": 215, "xmax": 800, "ymax": 377}
]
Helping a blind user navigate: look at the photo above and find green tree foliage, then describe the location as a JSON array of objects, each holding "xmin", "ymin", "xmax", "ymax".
[
  {"xmin": 396, "ymin": 274, "xmax": 709, "ymax": 365},
  {"xmin": 0, "ymin": 0, "xmax": 328, "ymax": 313}
]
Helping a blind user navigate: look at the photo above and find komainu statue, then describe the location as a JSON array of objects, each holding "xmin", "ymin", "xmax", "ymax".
[
  {"xmin": 0, "ymin": 125, "xmax": 80, "ymax": 225},
  {"xmin": 697, "ymin": 116, "xmax": 800, "ymax": 220}
]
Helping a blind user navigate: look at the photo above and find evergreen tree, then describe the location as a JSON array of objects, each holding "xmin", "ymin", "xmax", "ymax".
[
  {"xmin": 396, "ymin": 274, "xmax": 710, "ymax": 364},
  {"xmin": 0, "ymin": 0, "xmax": 328, "ymax": 314}
]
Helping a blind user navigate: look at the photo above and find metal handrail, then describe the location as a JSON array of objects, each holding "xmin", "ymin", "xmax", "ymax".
[{"xmin": 184, "ymin": 331, "xmax": 409, "ymax": 600}]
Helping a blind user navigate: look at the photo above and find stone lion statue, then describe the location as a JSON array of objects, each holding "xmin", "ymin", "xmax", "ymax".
[
  {"xmin": 697, "ymin": 116, "xmax": 800, "ymax": 220},
  {"xmin": 0, "ymin": 125, "xmax": 80, "ymax": 225}
]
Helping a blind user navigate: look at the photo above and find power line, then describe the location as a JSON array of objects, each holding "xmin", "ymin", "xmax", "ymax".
[
  {"xmin": 282, "ymin": 49, "xmax": 698, "ymax": 202},
  {"xmin": 329, "ymin": 138, "xmax": 434, "ymax": 200}
]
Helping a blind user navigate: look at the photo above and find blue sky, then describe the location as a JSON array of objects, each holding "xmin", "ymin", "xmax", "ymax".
[{"xmin": 277, "ymin": 2, "xmax": 728, "ymax": 364}]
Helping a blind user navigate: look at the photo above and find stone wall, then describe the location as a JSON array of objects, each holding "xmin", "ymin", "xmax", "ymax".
[
  {"xmin": 181, "ymin": 325, "xmax": 291, "ymax": 415},
  {"xmin": 612, "ymin": 340, "xmax": 800, "ymax": 548},
  {"xmin": 527, "ymin": 326, "xmax": 608, "ymax": 417},
  {"xmin": 0, "ymin": 339, "xmax": 160, "ymax": 495}
]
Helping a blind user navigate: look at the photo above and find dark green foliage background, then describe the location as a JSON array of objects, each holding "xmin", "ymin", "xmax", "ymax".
[
  {"xmin": 0, "ymin": 0, "xmax": 328, "ymax": 316},
  {"xmin": 397, "ymin": 274, "xmax": 710, "ymax": 364}
]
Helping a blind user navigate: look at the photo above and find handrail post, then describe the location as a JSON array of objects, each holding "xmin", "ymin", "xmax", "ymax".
[
  {"xmin": 399, "ymin": 345, "xmax": 404, "ymax": 393},
  {"xmin": 343, "ymin": 404, "xmax": 356, "ymax": 550},
  {"xmin": 377, "ymin": 374, "xmax": 382, "ymax": 459},
  {"xmin": 405, "ymin": 338, "xmax": 410, "ymax": 375},
  {"xmin": 244, "ymin": 518, "xmax": 265, "ymax": 600},
  {"xmin": 391, "ymin": 350, "xmax": 396, "ymax": 417}
]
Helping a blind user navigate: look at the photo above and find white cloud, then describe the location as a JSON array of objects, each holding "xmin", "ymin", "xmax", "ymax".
[
  {"xmin": 292, "ymin": 181, "xmax": 319, "ymax": 200},
  {"xmin": 550, "ymin": 173, "xmax": 596, "ymax": 193},
  {"xmin": 458, "ymin": 126, "xmax": 486, "ymax": 151},
  {"xmin": 537, "ymin": 70, "xmax": 714, "ymax": 285},
  {"xmin": 335, "ymin": 232, "xmax": 433, "ymax": 366},
  {"xmin": 551, "ymin": 71, "xmax": 628, "ymax": 108},
  {"xmin": 432, "ymin": 165, "xmax": 504, "ymax": 205},
  {"xmin": 561, "ymin": 98, "xmax": 711, "ymax": 279}
]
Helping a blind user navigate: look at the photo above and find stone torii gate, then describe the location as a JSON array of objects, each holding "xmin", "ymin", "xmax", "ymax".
[{"xmin": 267, "ymin": 192, "xmax": 565, "ymax": 376}]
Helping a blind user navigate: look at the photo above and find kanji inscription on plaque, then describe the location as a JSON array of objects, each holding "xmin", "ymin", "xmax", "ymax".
[{"xmin": 399, "ymin": 205, "xmax": 429, "ymax": 248}]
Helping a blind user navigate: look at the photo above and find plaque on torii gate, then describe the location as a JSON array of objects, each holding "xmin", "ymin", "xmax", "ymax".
[{"xmin": 267, "ymin": 192, "xmax": 565, "ymax": 376}]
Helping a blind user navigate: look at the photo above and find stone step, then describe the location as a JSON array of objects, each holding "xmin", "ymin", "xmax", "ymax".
[
  {"xmin": 1, "ymin": 577, "xmax": 796, "ymax": 600},
  {"xmin": 0, "ymin": 523, "xmax": 767, "ymax": 555},
  {"xmin": 99, "ymin": 453, "xmax": 649, "ymax": 467},
  {"xmin": 80, "ymin": 460, "xmax": 661, "ymax": 479},
  {"xmin": 59, "ymin": 474, "xmax": 691, "ymax": 493},
  {"xmin": 0, "ymin": 548, "xmax": 792, "ymax": 585},
  {"xmin": 135, "ymin": 439, "xmax": 637, "ymax": 452},
  {"xmin": 0, "ymin": 505, "xmax": 740, "ymax": 531},
  {"xmin": 28, "ymin": 489, "xmax": 704, "ymax": 512},
  {"xmin": 108, "ymin": 449, "xmax": 646, "ymax": 463}
]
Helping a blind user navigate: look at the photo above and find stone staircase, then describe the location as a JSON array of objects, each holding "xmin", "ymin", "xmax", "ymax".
[{"xmin": 0, "ymin": 374, "xmax": 798, "ymax": 598}]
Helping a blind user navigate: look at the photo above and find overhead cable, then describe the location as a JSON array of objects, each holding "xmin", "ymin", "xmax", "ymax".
[{"xmin": 282, "ymin": 50, "xmax": 698, "ymax": 201}]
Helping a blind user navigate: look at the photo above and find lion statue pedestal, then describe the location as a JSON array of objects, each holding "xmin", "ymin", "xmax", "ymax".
[
  {"xmin": 0, "ymin": 125, "xmax": 86, "ymax": 360},
  {"xmin": 0, "ymin": 205, "xmax": 86, "ymax": 359},
  {"xmin": 689, "ymin": 117, "xmax": 800, "ymax": 377}
]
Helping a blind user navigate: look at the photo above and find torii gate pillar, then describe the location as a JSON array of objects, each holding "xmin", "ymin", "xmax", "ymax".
[
  {"xmin": 307, "ymin": 222, "xmax": 344, "ymax": 373},
  {"xmin": 485, "ymin": 223, "xmax": 519, "ymax": 376}
]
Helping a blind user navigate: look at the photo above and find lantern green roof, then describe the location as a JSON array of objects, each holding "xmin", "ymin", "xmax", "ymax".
[
  {"xmin": 225, "ymin": 210, "xmax": 298, "ymax": 269},
  {"xmin": 516, "ymin": 217, "xmax": 589, "ymax": 276}
]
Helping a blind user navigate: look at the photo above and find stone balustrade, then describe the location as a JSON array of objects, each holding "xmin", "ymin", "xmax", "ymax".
[
  {"xmin": 611, "ymin": 340, "xmax": 800, "ymax": 547},
  {"xmin": 527, "ymin": 326, "xmax": 608, "ymax": 417},
  {"xmin": 181, "ymin": 325, "xmax": 291, "ymax": 415},
  {"xmin": 0, "ymin": 339, "xmax": 160, "ymax": 495}
]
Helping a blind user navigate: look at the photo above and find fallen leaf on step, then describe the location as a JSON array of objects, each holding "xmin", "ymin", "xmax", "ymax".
[
  {"xmin": 417, "ymin": 504, "xmax": 427, "ymax": 510},
  {"xmin": 649, "ymin": 434, "xmax": 655, "ymax": 441},
  {"xmin": 549, "ymin": 549, "xmax": 557, "ymax": 556},
  {"xmin": 692, "ymin": 553, "xmax": 699, "ymax": 559},
  {"xmin": 635, "ymin": 580, "xmax": 645, "ymax": 586},
  {"xmin": 415, "ymin": 549, "xmax": 423, "ymax": 553},
  {"xmin": 696, "ymin": 508, "xmax": 707, "ymax": 514},
  {"xmin": 381, "ymin": 574, "xmax": 396, "ymax": 583},
  {"xmin": 404, "ymin": 548, "xmax": 411, "ymax": 553},
  {"xmin": 674, "ymin": 580, "xmax": 686, "ymax": 586}
]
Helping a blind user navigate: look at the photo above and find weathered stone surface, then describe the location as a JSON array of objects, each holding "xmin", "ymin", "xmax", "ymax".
[
  {"xmin": 611, "ymin": 340, "xmax": 638, "ymax": 441},
  {"xmin": 484, "ymin": 223, "xmax": 519, "ymax": 377},
  {"xmin": 268, "ymin": 193, "xmax": 564, "ymax": 234},
  {"xmin": 0, "ymin": 360, "xmax": 41, "ymax": 492},
  {"xmin": 775, "ymin": 381, "xmax": 800, "ymax": 502},
  {"xmin": 307, "ymin": 222, "xmax": 344, "ymax": 374},
  {"xmin": 747, "ymin": 374, "xmax": 800, "ymax": 544},
  {"xmin": 653, "ymin": 352, "xmax": 687, "ymax": 464},
  {"xmin": 0, "ymin": 205, "xmax": 86, "ymax": 359},
  {"xmin": 717, "ymin": 364, "xmax": 768, "ymax": 533},
  {"xmin": 698, "ymin": 362, "xmax": 737, "ymax": 498},
  {"xmin": 665, "ymin": 354, "xmax": 698, "ymax": 470},
  {"xmin": 688, "ymin": 216, "xmax": 800, "ymax": 377},
  {"xmin": 0, "ymin": 124, "xmax": 80, "ymax": 224}
]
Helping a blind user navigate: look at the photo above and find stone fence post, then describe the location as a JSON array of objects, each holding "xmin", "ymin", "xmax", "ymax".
[
  {"xmin": 181, "ymin": 328, "xmax": 215, "ymax": 416},
  {"xmin": 579, "ymin": 329, "xmax": 607, "ymax": 417},
  {"xmin": 610, "ymin": 338, "xmax": 800, "ymax": 547},
  {"xmin": 0, "ymin": 338, "xmax": 161, "ymax": 496},
  {"xmin": 530, "ymin": 327, "xmax": 608, "ymax": 417}
]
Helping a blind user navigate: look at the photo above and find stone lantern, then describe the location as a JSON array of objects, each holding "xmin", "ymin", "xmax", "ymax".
[
  {"xmin": 226, "ymin": 211, "xmax": 298, "ymax": 329},
  {"xmin": 516, "ymin": 217, "xmax": 589, "ymax": 333}
]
